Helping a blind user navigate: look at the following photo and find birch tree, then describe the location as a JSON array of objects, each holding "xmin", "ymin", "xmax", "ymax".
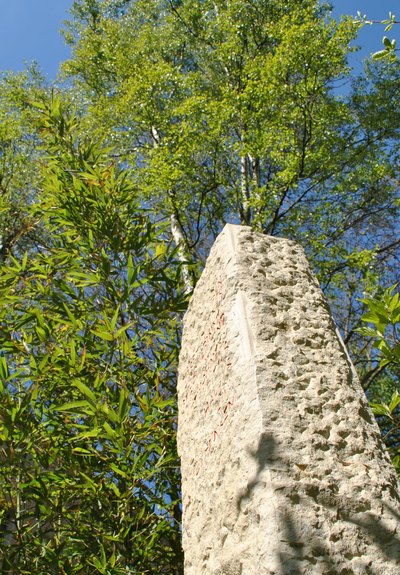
[
  {"xmin": 61, "ymin": 1, "xmax": 357, "ymax": 263},
  {"xmin": 61, "ymin": 0, "xmax": 400, "ymax": 353}
]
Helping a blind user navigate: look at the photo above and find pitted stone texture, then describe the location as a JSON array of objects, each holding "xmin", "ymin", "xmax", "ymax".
[{"xmin": 177, "ymin": 224, "xmax": 400, "ymax": 575}]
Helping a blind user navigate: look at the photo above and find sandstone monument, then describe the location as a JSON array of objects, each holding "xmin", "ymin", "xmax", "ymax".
[{"xmin": 177, "ymin": 224, "xmax": 400, "ymax": 574}]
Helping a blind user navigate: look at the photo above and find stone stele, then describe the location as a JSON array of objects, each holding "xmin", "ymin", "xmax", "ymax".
[{"xmin": 177, "ymin": 224, "xmax": 400, "ymax": 575}]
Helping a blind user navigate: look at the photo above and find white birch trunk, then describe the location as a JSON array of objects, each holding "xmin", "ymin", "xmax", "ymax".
[
  {"xmin": 151, "ymin": 126, "xmax": 193, "ymax": 294},
  {"xmin": 170, "ymin": 212, "xmax": 193, "ymax": 295},
  {"xmin": 240, "ymin": 155, "xmax": 250, "ymax": 225},
  {"xmin": 249, "ymin": 154, "xmax": 262, "ymax": 228}
]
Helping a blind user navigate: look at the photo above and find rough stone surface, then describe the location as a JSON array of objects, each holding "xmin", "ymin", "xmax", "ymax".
[{"xmin": 177, "ymin": 224, "xmax": 400, "ymax": 575}]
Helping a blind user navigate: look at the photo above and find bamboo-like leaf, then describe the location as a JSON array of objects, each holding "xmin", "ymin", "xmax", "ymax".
[
  {"xmin": 54, "ymin": 400, "xmax": 93, "ymax": 412},
  {"xmin": 73, "ymin": 380, "xmax": 97, "ymax": 405},
  {"xmin": 127, "ymin": 254, "xmax": 135, "ymax": 285},
  {"xmin": 389, "ymin": 391, "xmax": 400, "ymax": 414},
  {"xmin": 103, "ymin": 420, "xmax": 117, "ymax": 438},
  {"xmin": 118, "ymin": 386, "xmax": 130, "ymax": 423},
  {"xmin": 73, "ymin": 427, "xmax": 102, "ymax": 441},
  {"xmin": 102, "ymin": 403, "xmax": 119, "ymax": 423},
  {"xmin": 109, "ymin": 462, "xmax": 128, "ymax": 478},
  {"xmin": 72, "ymin": 447, "xmax": 93, "ymax": 455},
  {"xmin": 0, "ymin": 356, "xmax": 9, "ymax": 380},
  {"xmin": 91, "ymin": 328, "xmax": 114, "ymax": 341},
  {"xmin": 70, "ymin": 338, "xmax": 76, "ymax": 366},
  {"xmin": 110, "ymin": 304, "xmax": 120, "ymax": 332}
]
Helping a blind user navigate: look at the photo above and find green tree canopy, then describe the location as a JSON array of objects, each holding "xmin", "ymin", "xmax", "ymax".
[
  {"xmin": 0, "ymin": 66, "xmax": 47, "ymax": 262},
  {"xmin": 61, "ymin": 0, "xmax": 400, "ymax": 371}
]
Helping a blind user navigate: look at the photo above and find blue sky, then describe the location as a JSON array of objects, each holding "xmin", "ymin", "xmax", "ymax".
[
  {"xmin": 332, "ymin": 0, "xmax": 400, "ymax": 74},
  {"xmin": 0, "ymin": 0, "xmax": 73, "ymax": 79},
  {"xmin": 0, "ymin": 1, "xmax": 398, "ymax": 79}
]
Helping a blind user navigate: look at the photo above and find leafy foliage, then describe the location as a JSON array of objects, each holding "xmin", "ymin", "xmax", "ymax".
[
  {"xmin": 358, "ymin": 285, "xmax": 400, "ymax": 472},
  {"xmin": 355, "ymin": 11, "xmax": 399, "ymax": 61},
  {"xmin": 0, "ymin": 97, "xmax": 184, "ymax": 574},
  {"xmin": 0, "ymin": 66, "xmax": 47, "ymax": 262},
  {"xmin": 359, "ymin": 285, "xmax": 400, "ymax": 366}
]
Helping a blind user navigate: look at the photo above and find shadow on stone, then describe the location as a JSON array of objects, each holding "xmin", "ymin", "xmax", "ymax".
[
  {"xmin": 236, "ymin": 431, "xmax": 400, "ymax": 574},
  {"xmin": 236, "ymin": 432, "xmax": 277, "ymax": 510},
  {"xmin": 347, "ymin": 501, "xmax": 400, "ymax": 563},
  {"xmin": 277, "ymin": 513, "xmax": 305, "ymax": 575}
]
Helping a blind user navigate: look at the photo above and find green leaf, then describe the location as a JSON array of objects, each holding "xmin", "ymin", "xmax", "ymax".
[
  {"xmin": 389, "ymin": 391, "xmax": 400, "ymax": 414},
  {"xmin": 103, "ymin": 420, "xmax": 117, "ymax": 438},
  {"xmin": 72, "ymin": 447, "xmax": 93, "ymax": 455},
  {"xmin": 69, "ymin": 338, "xmax": 76, "ymax": 366},
  {"xmin": 383, "ymin": 36, "xmax": 392, "ymax": 48},
  {"xmin": 127, "ymin": 254, "xmax": 135, "ymax": 285},
  {"xmin": 63, "ymin": 303, "xmax": 82, "ymax": 328},
  {"xmin": 0, "ymin": 357, "xmax": 9, "ymax": 380},
  {"xmin": 373, "ymin": 49, "xmax": 390, "ymax": 60},
  {"xmin": 73, "ymin": 381, "xmax": 97, "ymax": 405},
  {"xmin": 369, "ymin": 402, "xmax": 391, "ymax": 417},
  {"xmin": 118, "ymin": 387, "xmax": 130, "ymax": 423},
  {"xmin": 110, "ymin": 305, "xmax": 120, "ymax": 332},
  {"xmin": 356, "ymin": 326, "xmax": 378, "ymax": 338},
  {"xmin": 74, "ymin": 427, "xmax": 102, "ymax": 440},
  {"xmin": 55, "ymin": 400, "xmax": 94, "ymax": 412},
  {"xmin": 109, "ymin": 462, "xmax": 128, "ymax": 478},
  {"xmin": 109, "ymin": 481, "xmax": 121, "ymax": 498},
  {"xmin": 388, "ymin": 291, "xmax": 400, "ymax": 312},
  {"xmin": 360, "ymin": 311, "xmax": 387, "ymax": 334},
  {"xmin": 102, "ymin": 403, "xmax": 119, "ymax": 423},
  {"xmin": 91, "ymin": 329, "xmax": 114, "ymax": 341}
]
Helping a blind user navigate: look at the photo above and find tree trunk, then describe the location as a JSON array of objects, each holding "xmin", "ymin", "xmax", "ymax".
[
  {"xmin": 240, "ymin": 155, "xmax": 251, "ymax": 225},
  {"xmin": 151, "ymin": 126, "xmax": 194, "ymax": 294},
  {"xmin": 170, "ymin": 211, "xmax": 193, "ymax": 295}
]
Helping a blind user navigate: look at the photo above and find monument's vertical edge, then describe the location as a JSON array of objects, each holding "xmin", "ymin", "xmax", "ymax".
[{"xmin": 177, "ymin": 224, "xmax": 400, "ymax": 575}]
